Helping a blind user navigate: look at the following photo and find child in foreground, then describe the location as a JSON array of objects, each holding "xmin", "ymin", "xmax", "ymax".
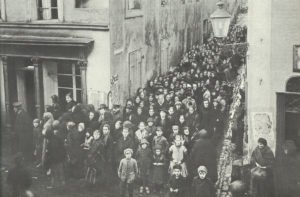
[
  {"xmin": 169, "ymin": 164, "xmax": 186, "ymax": 197},
  {"xmin": 192, "ymin": 165, "xmax": 216, "ymax": 197},
  {"xmin": 118, "ymin": 148, "xmax": 138, "ymax": 197}
]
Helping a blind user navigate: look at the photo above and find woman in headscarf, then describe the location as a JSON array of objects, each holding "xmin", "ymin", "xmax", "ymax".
[{"xmin": 250, "ymin": 138, "xmax": 275, "ymax": 197}]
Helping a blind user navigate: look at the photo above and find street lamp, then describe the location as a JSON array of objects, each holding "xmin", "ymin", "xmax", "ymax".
[{"xmin": 210, "ymin": 1, "xmax": 232, "ymax": 38}]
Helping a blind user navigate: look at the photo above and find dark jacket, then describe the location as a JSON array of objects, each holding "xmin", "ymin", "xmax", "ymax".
[
  {"xmin": 13, "ymin": 109, "xmax": 33, "ymax": 157},
  {"xmin": 47, "ymin": 133, "xmax": 66, "ymax": 166},
  {"xmin": 7, "ymin": 164, "xmax": 32, "ymax": 196},
  {"xmin": 169, "ymin": 175, "xmax": 186, "ymax": 197},
  {"xmin": 192, "ymin": 176, "xmax": 216, "ymax": 197}
]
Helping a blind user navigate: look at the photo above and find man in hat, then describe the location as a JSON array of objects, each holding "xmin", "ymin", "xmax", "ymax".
[
  {"xmin": 192, "ymin": 165, "xmax": 216, "ymax": 197},
  {"xmin": 112, "ymin": 104, "xmax": 123, "ymax": 124},
  {"xmin": 12, "ymin": 102, "xmax": 33, "ymax": 161},
  {"xmin": 98, "ymin": 104, "xmax": 113, "ymax": 128},
  {"xmin": 116, "ymin": 123, "xmax": 136, "ymax": 163},
  {"xmin": 157, "ymin": 107, "xmax": 171, "ymax": 138}
]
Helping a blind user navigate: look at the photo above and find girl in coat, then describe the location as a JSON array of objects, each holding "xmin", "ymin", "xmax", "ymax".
[
  {"xmin": 152, "ymin": 145, "xmax": 167, "ymax": 194},
  {"xmin": 136, "ymin": 139, "xmax": 152, "ymax": 194}
]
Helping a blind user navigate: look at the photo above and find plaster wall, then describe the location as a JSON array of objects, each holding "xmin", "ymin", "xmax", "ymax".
[
  {"xmin": 270, "ymin": 0, "xmax": 300, "ymax": 99},
  {"xmin": 247, "ymin": 0, "xmax": 273, "ymax": 153},
  {"xmin": 109, "ymin": 0, "xmax": 241, "ymax": 104}
]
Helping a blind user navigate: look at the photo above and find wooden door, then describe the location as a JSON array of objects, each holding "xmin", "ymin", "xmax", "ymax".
[{"xmin": 129, "ymin": 50, "xmax": 142, "ymax": 97}]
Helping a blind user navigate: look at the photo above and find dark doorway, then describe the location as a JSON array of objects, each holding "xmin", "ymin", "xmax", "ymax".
[
  {"xmin": 24, "ymin": 70, "xmax": 36, "ymax": 118},
  {"xmin": 276, "ymin": 87, "xmax": 300, "ymax": 196}
]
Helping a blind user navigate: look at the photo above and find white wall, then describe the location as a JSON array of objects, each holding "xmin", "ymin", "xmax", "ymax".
[
  {"xmin": 86, "ymin": 31, "xmax": 111, "ymax": 108},
  {"xmin": 247, "ymin": 0, "xmax": 275, "ymax": 153}
]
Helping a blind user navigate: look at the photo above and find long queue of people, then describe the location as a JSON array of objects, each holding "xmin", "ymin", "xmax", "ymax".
[{"xmin": 7, "ymin": 26, "xmax": 246, "ymax": 197}]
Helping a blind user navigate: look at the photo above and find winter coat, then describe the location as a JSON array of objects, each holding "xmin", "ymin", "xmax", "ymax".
[
  {"xmin": 152, "ymin": 154, "xmax": 167, "ymax": 184},
  {"xmin": 192, "ymin": 177, "xmax": 216, "ymax": 197},
  {"xmin": 136, "ymin": 147, "xmax": 152, "ymax": 174},
  {"xmin": 118, "ymin": 158, "xmax": 138, "ymax": 183},
  {"xmin": 169, "ymin": 175, "xmax": 186, "ymax": 197},
  {"xmin": 13, "ymin": 109, "xmax": 33, "ymax": 157}
]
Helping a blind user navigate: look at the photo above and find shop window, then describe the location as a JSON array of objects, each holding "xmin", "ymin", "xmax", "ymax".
[
  {"xmin": 57, "ymin": 62, "xmax": 82, "ymax": 103},
  {"xmin": 37, "ymin": 0, "xmax": 62, "ymax": 20}
]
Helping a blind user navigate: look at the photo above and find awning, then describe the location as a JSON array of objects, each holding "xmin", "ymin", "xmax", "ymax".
[{"xmin": 0, "ymin": 35, "xmax": 94, "ymax": 61}]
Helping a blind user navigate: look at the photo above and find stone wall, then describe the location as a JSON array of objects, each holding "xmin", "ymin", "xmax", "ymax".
[{"xmin": 109, "ymin": 0, "xmax": 242, "ymax": 104}]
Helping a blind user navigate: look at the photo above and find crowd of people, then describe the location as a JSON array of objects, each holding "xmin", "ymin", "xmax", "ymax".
[{"xmin": 7, "ymin": 27, "xmax": 247, "ymax": 197}]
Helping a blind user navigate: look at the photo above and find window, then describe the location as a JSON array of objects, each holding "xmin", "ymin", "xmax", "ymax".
[
  {"xmin": 57, "ymin": 62, "xmax": 82, "ymax": 103},
  {"xmin": 37, "ymin": 0, "xmax": 61, "ymax": 20},
  {"xmin": 0, "ymin": 0, "xmax": 5, "ymax": 20}
]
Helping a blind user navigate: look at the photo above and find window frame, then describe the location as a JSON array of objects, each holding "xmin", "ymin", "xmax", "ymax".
[
  {"xmin": 37, "ymin": 0, "xmax": 63, "ymax": 21},
  {"xmin": 57, "ymin": 62, "xmax": 82, "ymax": 102},
  {"xmin": 0, "ymin": 0, "xmax": 6, "ymax": 21}
]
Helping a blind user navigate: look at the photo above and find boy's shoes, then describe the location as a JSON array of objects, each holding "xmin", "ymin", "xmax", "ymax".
[
  {"xmin": 145, "ymin": 187, "xmax": 150, "ymax": 194},
  {"xmin": 139, "ymin": 186, "xmax": 144, "ymax": 194}
]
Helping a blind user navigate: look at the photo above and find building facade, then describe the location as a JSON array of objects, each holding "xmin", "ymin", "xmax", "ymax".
[
  {"xmin": 247, "ymin": 0, "xmax": 300, "ymax": 195},
  {"xmin": 0, "ymin": 0, "xmax": 241, "ymax": 129}
]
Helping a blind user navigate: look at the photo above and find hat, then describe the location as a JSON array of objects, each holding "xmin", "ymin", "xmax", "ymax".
[
  {"xmin": 175, "ymin": 101, "xmax": 182, "ymax": 106},
  {"xmin": 33, "ymin": 119, "xmax": 40, "ymax": 124},
  {"xmin": 124, "ymin": 148, "xmax": 133, "ymax": 155},
  {"xmin": 147, "ymin": 117, "xmax": 154, "ymax": 123},
  {"xmin": 140, "ymin": 139, "xmax": 149, "ymax": 145},
  {"xmin": 123, "ymin": 120, "xmax": 133, "ymax": 129},
  {"xmin": 197, "ymin": 166, "xmax": 208, "ymax": 173},
  {"xmin": 113, "ymin": 104, "xmax": 121, "ymax": 109},
  {"xmin": 98, "ymin": 104, "xmax": 107, "ymax": 110},
  {"xmin": 12, "ymin": 102, "xmax": 22, "ymax": 107}
]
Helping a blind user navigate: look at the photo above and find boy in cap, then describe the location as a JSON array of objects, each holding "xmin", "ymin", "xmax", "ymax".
[
  {"xmin": 118, "ymin": 148, "xmax": 138, "ymax": 197},
  {"xmin": 136, "ymin": 139, "xmax": 152, "ymax": 194},
  {"xmin": 192, "ymin": 165, "xmax": 216, "ymax": 197},
  {"xmin": 169, "ymin": 164, "xmax": 186, "ymax": 197}
]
